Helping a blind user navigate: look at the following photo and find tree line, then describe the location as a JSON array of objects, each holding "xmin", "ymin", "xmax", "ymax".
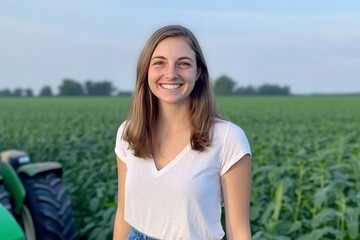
[
  {"xmin": 0, "ymin": 79, "xmax": 131, "ymax": 97},
  {"xmin": 213, "ymin": 75, "xmax": 291, "ymax": 96},
  {"xmin": 0, "ymin": 75, "xmax": 291, "ymax": 97}
]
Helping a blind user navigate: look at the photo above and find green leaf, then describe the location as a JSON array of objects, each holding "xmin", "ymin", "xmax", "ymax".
[
  {"xmin": 90, "ymin": 197, "xmax": 100, "ymax": 212},
  {"xmin": 311, "ymin": 208, "xmax": 339, "ymax": 228},
  {"xmin": 287, "ymin": 221, "xmax": 302, "ymax": 234},
  {"xmin": 346, "ymin": 207, "xmax": 359, "ymax": 239},
  {"xmin": 296, "ymin": 227, "xmax": 342, "ymax": 240},
  {"xmin": 313, "ymin": 185, "xmax": 332, "ymax": 210},
  {"xmin": 250, "ymin": 206, "xmax": 262, "ymax": 221},
  {"xmin": 272, "ymin": 181, "xmax": 284, "ymax": 221}
]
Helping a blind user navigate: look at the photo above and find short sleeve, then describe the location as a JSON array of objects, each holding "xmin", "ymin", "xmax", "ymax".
[
  {"xmin": 114, "ymin": 121, "xmax": 128, "ymax": 163},
  {"xmin": 220, "ymin": 122, "xmax": 251, "ymax": 176}
]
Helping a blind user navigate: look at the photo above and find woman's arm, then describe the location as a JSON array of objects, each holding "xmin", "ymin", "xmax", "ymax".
[
  {"xmin": 220, "ymin": 154, "xmax": 252, "ymax": 240},
  {"xmin": 113, "ymin": 157, "xmax": 131, "ymax": 240}
]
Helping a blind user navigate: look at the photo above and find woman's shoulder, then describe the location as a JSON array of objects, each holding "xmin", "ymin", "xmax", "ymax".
[
  {"xmin": 213, "ymin": 118, "xmax": 248, "ymax": 142},
  {"xmin": 213, "ymin": 118, "xmax": 244, "ymax": 132},
  {"xmin": 116, "ymin": 120, "xmax": 129, "ymax": 137}
]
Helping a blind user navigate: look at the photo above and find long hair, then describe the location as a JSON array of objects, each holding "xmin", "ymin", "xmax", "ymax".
[{"xmin": 123, "ymin": 25, "xmax": 219, "ymax": 158}]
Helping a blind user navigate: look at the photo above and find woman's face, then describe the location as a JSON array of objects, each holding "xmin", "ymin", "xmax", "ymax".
[{"xmin": 148, "ymin": 37, "xmax": 199, "ymax": 106}]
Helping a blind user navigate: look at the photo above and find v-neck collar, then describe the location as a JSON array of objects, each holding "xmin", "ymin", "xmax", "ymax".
[{"xmin": 150, "ymin": 144, "xmax": 191, "ymax": 177}]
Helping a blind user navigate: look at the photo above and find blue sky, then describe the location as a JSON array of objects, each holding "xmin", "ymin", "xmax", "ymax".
[{"xmin": 1, "ymin": 0, "xmax": 359, "ymax": 94}]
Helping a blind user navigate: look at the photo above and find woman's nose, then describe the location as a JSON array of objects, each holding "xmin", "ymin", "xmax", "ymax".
[{"xmin": 165, "ymin": 65, "xmax": 179, "ymax": 80}]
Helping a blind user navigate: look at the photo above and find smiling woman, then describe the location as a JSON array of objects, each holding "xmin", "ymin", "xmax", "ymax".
[{"xmin": 113, "ymin": 25, "xmax": 252, "ymax": 240}]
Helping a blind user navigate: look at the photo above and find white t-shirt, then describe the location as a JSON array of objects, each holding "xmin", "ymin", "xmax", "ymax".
[{"xmin": 115, "ymin": 119, "xmax": 251, "ymax": 240}]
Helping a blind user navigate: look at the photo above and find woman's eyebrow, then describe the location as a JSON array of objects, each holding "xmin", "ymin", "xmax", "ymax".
[
  {"xmin": 178, "ymin": 57, "xmax": 194, "ymax": 62},
  {"xmin": 151, "ymin": 56, "xmax": 166, "ymax": 60},
  {"xmin": 151, "ymin": 56, "xmax": 194, "ymax": 62}
]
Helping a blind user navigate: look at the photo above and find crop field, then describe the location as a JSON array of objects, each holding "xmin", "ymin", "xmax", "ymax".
[{"xmin": 0, "ymin": 96, "xmax": 359, "ymax": 240}]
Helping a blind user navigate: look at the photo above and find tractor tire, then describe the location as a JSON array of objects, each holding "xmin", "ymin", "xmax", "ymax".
[
  {"xmin": 19, "ymin": 171, "xmax": 76, "ymax": 240},
  {"xmin": 0, "ymin": 180, "xmax": 13, "ymax": 213}
]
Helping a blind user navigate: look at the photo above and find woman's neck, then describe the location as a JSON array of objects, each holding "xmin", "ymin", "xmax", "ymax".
[{"xmin": 157, "ymin": 102, "xmax": 191, "ymax": 132}]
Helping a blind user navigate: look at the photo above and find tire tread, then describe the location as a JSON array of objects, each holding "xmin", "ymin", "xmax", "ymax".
[{"xmin": 21, "ymin": 172, "xmax": 76, "ymax": 240}]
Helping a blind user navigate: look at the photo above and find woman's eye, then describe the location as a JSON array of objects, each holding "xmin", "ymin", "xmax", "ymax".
[
  {"xmin": 153, "ymin": 61, "xmax": 164, "ymax": 66},
  {"xmin": 178, "ymin": 62, "xmax": 191, "ymax": 67}
]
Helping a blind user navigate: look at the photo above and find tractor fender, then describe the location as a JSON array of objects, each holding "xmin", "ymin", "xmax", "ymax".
[
  {"xmin": 0, "ymin": 161, "xmax": 26, "ymax": 215},
  {"xmin": 0, "ymin": 204, "xmax": 24, "ymax": 240},
  {"xmin": 17, "ymin": 162, "xmax": 63, "ymax": 178}
]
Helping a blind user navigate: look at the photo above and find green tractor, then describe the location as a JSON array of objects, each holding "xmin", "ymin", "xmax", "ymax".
[{"xmin": 0, "ymin": 149, "xmax": 76, "ymax": 240}]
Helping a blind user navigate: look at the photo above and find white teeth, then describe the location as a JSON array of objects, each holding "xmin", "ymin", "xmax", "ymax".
[{"xmin": 161, "ymin": 84, "xmax": 181, "ymax": 89}]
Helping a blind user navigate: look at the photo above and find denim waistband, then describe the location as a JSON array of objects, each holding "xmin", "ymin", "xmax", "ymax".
[{"xmin": 127, "ymin": 227, "xmax": 160, "ymax": 240}]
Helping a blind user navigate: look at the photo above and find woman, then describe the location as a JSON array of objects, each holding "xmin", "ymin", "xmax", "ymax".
[{"xmin": 113, "ymin": 25, "xmax": 252, "ymax": 240}]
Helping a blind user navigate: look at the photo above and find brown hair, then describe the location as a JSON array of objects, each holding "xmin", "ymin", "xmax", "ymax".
[{"xmin": 123, "ymin": 25, "xmax": 220, "ymax": 158}]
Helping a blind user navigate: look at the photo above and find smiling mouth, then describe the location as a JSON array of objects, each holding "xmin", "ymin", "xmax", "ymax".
[{"xmin": 160, "ymin": 84, "xmax": 182, "ymax": 89}]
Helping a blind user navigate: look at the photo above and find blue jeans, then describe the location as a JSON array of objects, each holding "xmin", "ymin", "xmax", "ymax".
[{"xmin": 126, "ymin": 227, "xmax": 160, "ymax": 240}]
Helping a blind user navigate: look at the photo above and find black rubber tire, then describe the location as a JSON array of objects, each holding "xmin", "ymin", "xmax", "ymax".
[
  {"xmin": 20, "ymin": 172, "xmax": 76, "ymax": 240},
  {"xmin": 0, "ymin": 179, "xmax": 13, "ymax": 213}
]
